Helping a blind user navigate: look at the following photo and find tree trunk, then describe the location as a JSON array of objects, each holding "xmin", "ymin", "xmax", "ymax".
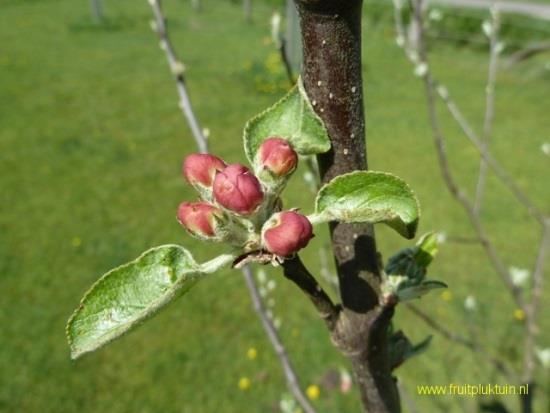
[{"xmin": 294, "ymin": 1, "xmax": 401, "ymax": 411}]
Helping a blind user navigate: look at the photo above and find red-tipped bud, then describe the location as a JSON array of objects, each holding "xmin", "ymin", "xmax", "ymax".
[
  {"xmin": 262, "ymin": 211, "xmax": 314, "ymax": 257},
  {"xmin": 213, "ymin": 164, "xmax": 264, "ymax": 215},
  {"xmin": 183, "ymin": 154, "xmax": 226, "ymax": 187},
  {"xmin": 258, "ymin": 137, "xmax": 298, "ymax": 177},
  {"xmin": 177, "ymin": 202, "xmax": 222, "ymax": 238}
]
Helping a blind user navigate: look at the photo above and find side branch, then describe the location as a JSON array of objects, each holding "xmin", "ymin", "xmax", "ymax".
[
  {"xmin": 406, "ymin": 303, "xmax": 515, "ymax": 380},
  {"xmin": 474, "ymin": 7, "xmax": 500, "ymax": 214},
  {"xmin": 522, "ymin": 220, "xmax": 550, "ymax": 383},
  {"xmin": 242, "ymin": 266, "xmax": 318, "ymax": 413},
  {"xmin": 410, "ymin": 0, "xmax": 524, "ymax": 309},
  {"xmin": 148, "ymin": 0, "xmax": 207, "ymax": 153},
  {"xmin": 282, "ymin": 255, "xmax": 340, "ymax": 331}
]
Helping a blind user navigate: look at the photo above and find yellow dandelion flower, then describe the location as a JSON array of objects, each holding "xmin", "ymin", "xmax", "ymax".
[
  {"xmin": 440, "ymin": 290, "xmax": 452, "ymax": 302},
  {"xmin": 514, "ymin": 309, "xmax": 525, "ymax": 321},
  {"xmin": 71, "ymin": 237, "xmax": 82, "ymax": 248},
  {"xmin": 306, "ymin": 384, "xmax": 320, "ymax": 400},
  {"xmin": 238, "ymin": 377, "xmax": 251, "ymax": 391},
  {"xmin": 247, "ymin": 347, "xmax": 257, "ymax": 360},
  {"xmin": 291, "ymin": 328, "xmax": 300, "ymax": 338}
]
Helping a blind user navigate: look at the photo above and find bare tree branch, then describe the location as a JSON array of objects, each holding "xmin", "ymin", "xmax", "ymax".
[
  {"xmin": 243, "ymin": 0, "xmax": 252, "ymax": 23},
  {"xmin": 505, "ymin": 40, "xmax": 550, "ymax": 67},
  {"xmin": 394, "ymin": 0, "xmax": 546, "ymax": 226},
  {"xmin": 522, "ymin": 220, "xmax": 550, "ymax": 383},
  {"xmin": 90, "ymin": 0, "xmax": 103, "ymax": 23},
  {"xmin": 474, "ymin": 6, "xmax": 500, "ymax": 215},
  {"xmin": 282, "ymin": 255, "xmax": 340, "ymax": 331},
  {"xmin": 406, "ymin": 303, "xmax": 516, "ymax": 380},
  {"xmin": 409, "ymin": 0, "xmax": 524, "ymax": 310},
  {"xmin": 271, "ymin": 11, "xmax": 295, "ymax": 86},
  {"xmin": 242, "ymin": 266, "xmax": 318, "ymax": 413},
  {"xmin": 434, "ymin": 84, "xmax": 546, "ymax": 225},
  {"xmin": 146, "ymin": 3, "xmax": 316, "ymax": 411},
  {"xmin": 148, "ymin": 0, "xmax": 208, "ymax": 154},
  {"xmin": 397, "ymin": 1, "xmax": 549, "ymax": 411}
]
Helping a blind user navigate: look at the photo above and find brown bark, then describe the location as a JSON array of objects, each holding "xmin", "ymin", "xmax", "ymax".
[{"xmin": 293, "ymin": 1, "xmax": 400, "ymax": 411}]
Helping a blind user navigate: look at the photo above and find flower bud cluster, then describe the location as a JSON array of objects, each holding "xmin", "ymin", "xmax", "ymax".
[{"xmin": 177, "ymin": 137, "xmax": 313, "ymax": 259}]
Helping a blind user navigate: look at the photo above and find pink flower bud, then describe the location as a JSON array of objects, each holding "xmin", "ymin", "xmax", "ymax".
[
  {"xmin": 177, "ymin": 202, "xmax": 222, "ymax": 238},
  {"xmin": 213, "ymin": 164, "xmax": 264, "ymax": 215},
  {"xmin": 262, "ymin": 211, "xmax": 314, "ymax": 257},
  {"xmin": 258, "ymin": 137, "xmax": 298, "ymax": 177},
  {"xmin": 182, "ymin": 154, "xmax": 226, "ymax": 187}
]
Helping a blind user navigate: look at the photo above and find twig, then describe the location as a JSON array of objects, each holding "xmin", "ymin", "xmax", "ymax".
[
  {"xmin": 434, "ymin": 84, "xmax": 546, "ymax": 225},
  {"xmin": 406, "ymin": 303, "xmax": 515, "ymax": 380},
  {"xmin": 409, "ymin": 0, "xmax": 524, "ymax": 310},
  {"xmin": 394, "ymin": 0, "xmax": 545, "ymax": 225},
  {"xmin": 90, "ymin": 0, "xmax": 103, "ymax": 23},
  {"xmin": 398, "ymin": 1, "xmax": 545, "ymax": 225},
  {"xmin": 506, "ymin": 40, "xmax": 550, "ymax": 67},
  {"xmin": 271, "ymin": 11, "xmax": 296, "ymax": 86},
  {"xmin": 243, "ymin": 0, "xmax": 252, "ymax": 23},
  {"xmin": 474, "ymin": 6, "xmax": 500, "ymax": 215},
  {"xmin": 522, "ymin": 220, "xmax": 550, "ymax": 383},
  {"xmin": 242, "ymin": 266, "xmax": 317, "ymax": 413},
  {"xmin": 148, "ymin": 0, "xmax": 208, "ymax": 154},
  {"xmin": 279, "ymin": 39, "xmax": 296, "ymax": 86},
  {"xmin": 282, "ymin": 255, "xmax": 340, "ymax": 331},
  {"xmin": 191, "ymin": 0, "xmax": 201, "ymax": 12},
  {"xmin": 147, "ymin": 3, "xmax": 316, "ymax": 411},
  {"xmin": 400, "ymin": 2, "xmax": 549, "ymax": 411}
]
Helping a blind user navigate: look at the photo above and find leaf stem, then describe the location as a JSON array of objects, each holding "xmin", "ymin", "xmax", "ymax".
[{"xmin": 199, "ymin": 254, "xmax": 237, "ymax": 274}]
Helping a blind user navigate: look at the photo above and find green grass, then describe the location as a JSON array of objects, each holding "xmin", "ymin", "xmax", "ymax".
[{"xmin": 0, "ymin": 0, "xmax": 549, "ymax": 412}]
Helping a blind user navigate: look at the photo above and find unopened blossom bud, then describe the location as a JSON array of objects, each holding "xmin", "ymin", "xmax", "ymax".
[
  {"xmin": 258, "ymin": 137, "xmax": 298, "ymax": 177},
  {"xmin": 177, "ymin": 202, "xmax": 222, "ymax": 238},
  {"xmin": 213, "ymin": 164, "xmax": 264, "ymax": 215},
  {"xmin": 262, "ymin": 211, "xmax": 314, "ymax": 257},
  {"xmin": 182, "ymin": 154, "xmax": 226, "ymax": 187}
]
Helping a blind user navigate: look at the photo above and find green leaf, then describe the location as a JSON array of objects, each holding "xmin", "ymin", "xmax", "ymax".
[
  {"xmin": 389, "ymin": 331, "xmax": 433, "ymax": 369},
  {"xmin": 396, "ymin": 280, "xmax": 448, "ymax": 301},
  {"xmin": 243, "ymin": 78, "xmax": 330, "ymax": 164},
  {"xmin": 406, "ymin": 335, "xmax": 433, "ymax": 360},
  {"xmin": 66, "ymin": 246, "xmax": 234, "ymax": 359},
  {"xmin": 310, "ymin": 171, "xmax": 420, "ymax": 239},
  {"xmin": 385, "ymin": 232, "xmax": 439, "ymax": 281}
]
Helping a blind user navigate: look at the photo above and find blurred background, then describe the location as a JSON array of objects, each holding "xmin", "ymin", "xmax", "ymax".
[{"xmin": 1, "ymin": 0, "xmax": 549, "ymax": 412}]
